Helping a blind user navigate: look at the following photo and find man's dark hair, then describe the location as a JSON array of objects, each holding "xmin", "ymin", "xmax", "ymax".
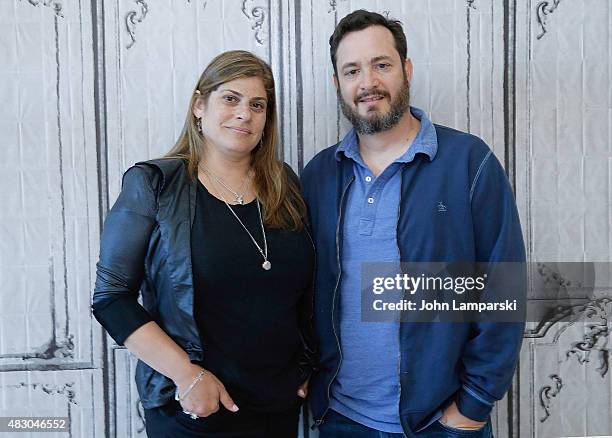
[{"xmin": 329, "ymin": 9, "xmax": 407, "ymax": 75}]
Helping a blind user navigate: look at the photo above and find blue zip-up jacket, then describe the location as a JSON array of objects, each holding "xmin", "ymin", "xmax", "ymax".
[{"xmin": 300, "ymin": 123, "xmax": 526, "ymax": 436}]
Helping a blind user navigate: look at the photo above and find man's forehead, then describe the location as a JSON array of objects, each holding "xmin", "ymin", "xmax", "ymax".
[{"xmin": 336, "ymin": 25, "xmax": 399, "ymax": 64}]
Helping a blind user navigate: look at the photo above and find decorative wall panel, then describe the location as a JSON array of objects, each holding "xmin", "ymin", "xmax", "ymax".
[
  {"xmin": 112, "ymin": 348, "xmax": 146, "ymax": 438},
  {"xmin": 0, "ymin": 369, "xmax": 105, "ymax": 437},
  {"xmin": 515, "ymin": 0, "xmax": 612, "ymax": 437},
  {"xmin": 0, "ymin": 0, "xmax": 100, "ymax": 372}
]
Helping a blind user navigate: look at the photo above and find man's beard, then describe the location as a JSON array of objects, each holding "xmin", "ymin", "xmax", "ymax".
[{"xmin": 338, "ymin": 79, "xmax": 410, "ymax": 135}]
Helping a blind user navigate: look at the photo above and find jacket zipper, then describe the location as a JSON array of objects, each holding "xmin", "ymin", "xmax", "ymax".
[
  {"xmin": 396, "ymin": 169, "xmax": 406, "ymax": 434},
  {"xmin": 314, "ymin": 176, "xmax": 354, "ymax": 426}
]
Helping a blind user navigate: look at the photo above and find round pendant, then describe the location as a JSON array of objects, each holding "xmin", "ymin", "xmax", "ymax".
[{"xmin": 262, "ymin": 260, "xmax": 271, "ymax": 270}]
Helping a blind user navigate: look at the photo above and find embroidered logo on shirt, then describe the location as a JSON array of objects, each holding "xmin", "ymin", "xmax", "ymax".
[{"xmin": 437, "ymin": 201, "xmax": 447, "ymax": 212}]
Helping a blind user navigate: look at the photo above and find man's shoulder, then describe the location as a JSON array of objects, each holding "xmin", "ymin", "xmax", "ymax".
[
  {"xmin": 434, "ymin": 124, "xmax": 488, "ymax": 150},
  {"xmin": 432, "ymin": 123, "xmax": 492, "ymax": 164},
  {"xmin": 302, "ymin": 142, "xmax": 341, "ymax": 176}
]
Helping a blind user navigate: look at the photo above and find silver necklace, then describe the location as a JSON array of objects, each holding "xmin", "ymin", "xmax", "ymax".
[
  {"xmin": 201, "ymin": 165, "xmax": 252, "ymax": 205},
  {"xmin": 205, "ymin": 173, "xmax": 271, "ymax": 271}
]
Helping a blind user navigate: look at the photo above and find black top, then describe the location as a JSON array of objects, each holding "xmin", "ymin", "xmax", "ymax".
[{"xmin": 191, "ymin": 181, "xmax": 315, "ymax": 413}]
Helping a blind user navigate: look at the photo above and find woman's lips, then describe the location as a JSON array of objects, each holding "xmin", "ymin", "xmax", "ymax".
[{"xmin": 226, "ymin": 126, "xmax": 252, "ymax": 135}]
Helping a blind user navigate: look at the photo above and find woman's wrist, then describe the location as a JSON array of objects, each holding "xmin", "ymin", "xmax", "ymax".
[
  {"xmin": 175, "ymin": 369, "xmax": 206, "ymax": 401},
  {"xmin": 171, "ymin": 362, "xmax": 205, "ymax": 391}
]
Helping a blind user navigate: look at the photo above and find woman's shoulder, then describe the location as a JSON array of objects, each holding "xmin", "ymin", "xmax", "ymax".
[
  {"xmin": 281, "ymin": 162, "xmax": 300, "ymax": 186},
  {"xmin": 135, "ymin": 157, "xmax": 186, "ymax": 176},
  {"xmin": 131, "ymin": 157, "xmax": 189, "ymax": 191},
  {"xmin": 119, "ymin": 158, "xmax": 190, "ymax": 215}
]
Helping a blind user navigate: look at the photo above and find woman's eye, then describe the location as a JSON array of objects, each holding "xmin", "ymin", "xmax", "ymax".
[
  {"xmin": 252, "ymin": 103, "xmax": 265, "ymax": 111},
  {"xmin": 223, "ymin": 95, "xmax": 237, "ymax": 103}
]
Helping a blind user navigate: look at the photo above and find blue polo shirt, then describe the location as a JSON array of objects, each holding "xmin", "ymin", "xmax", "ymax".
[{"xmin": 329, "ymin": 107, "xmax": 437, "ymax": 433}]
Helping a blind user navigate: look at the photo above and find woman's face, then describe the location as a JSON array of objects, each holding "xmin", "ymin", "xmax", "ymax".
[{"xmin": 194, "ymin": 76, "xmax": 268, "ymax": 160}]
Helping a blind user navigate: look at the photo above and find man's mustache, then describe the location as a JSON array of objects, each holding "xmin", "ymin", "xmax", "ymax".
[{"xmin": 355, "ymin": 90, "xmax": 390, "ymax": 103}]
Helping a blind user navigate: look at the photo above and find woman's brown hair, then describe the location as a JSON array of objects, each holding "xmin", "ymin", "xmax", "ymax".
[{"xmin": 164, "ymin": 50, "xmax": 306, "ymax": 230}]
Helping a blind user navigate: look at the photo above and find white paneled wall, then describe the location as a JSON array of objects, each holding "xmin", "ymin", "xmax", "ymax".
[
  {"xmin": 515, "ymin": 1, "xmax": 612, "ymax": 437},
  {"xmin": 0, "ymin": 1, "xmax": 610, "ymax": 437}
]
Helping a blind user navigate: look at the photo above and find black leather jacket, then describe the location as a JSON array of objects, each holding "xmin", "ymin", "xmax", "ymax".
[{"xmin": 92, "ymin": 158, "xmax": 317, "ymax": 409}]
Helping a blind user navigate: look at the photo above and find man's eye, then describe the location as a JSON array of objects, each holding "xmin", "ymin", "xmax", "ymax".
[
  {"xmin": 377, "ymin": 63, "xmax": 390, "ymax": 70},
  {"xmin": 345, "ymin": 69, "xmax": 358, "ymax": 77}
]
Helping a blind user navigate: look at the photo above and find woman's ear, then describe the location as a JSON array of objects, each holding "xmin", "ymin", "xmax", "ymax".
[{"xmin": 192, "ymin": 94, "xmax": 206, "ymax": 119}]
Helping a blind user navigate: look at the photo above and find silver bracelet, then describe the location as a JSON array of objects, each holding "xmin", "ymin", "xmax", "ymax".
[{"xmin": 175, "ymin": 370, "xmax": 206, "ymax": 402}]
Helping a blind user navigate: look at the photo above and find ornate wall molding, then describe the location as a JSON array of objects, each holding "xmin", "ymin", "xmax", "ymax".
[
  {"xmin": 0, "ymin": 330, "xmax": 75, "ymax": 366},
  {"xmin": 525, "ymin": 298, "xmax": 609, "ymax": 339},
  {"xmin": 0, "ymin": 334, "xmax": 75, "ymax": 362},
  {"xmin": 565, "ymin": 302, "xmax": 610, "ymax": 378},
  {"xmin": 20, "ymin": 0, "xmax": 64, "ymax": 17},
  {"xmin": 536, "ymin": 0, "xmax": 562, "ymax": 40},
  {"xmin": 8, "ymin": 382, "xmax": 77, "ymax": 405},
  {"xmin": 125, "ymin": 1, "xmax": 207, "ymax": 49},
  {"xmin": 328, "ymin": 0, "xmax": 344, "ymax": 13},
  {"xmin": 531, "ymin": 298, "xmax": 611, "ymax": 422},
  {"xmin": 525, "ymin": 263, "xmax": 589, "ymax": 339},
  {"xmin": 136, "ymin": 399, "xmax": 145, "ymax": 433},
  {"xmin": 125, "ymin": 0, "xmax": 149, "ymax": 49},
  {"xmin": 241, "ymin": 0, "xmax": 267, "ymax": 45},
  {"xmin": 539, "ymin": 374, "xmax": 563, "ymax": 422}
]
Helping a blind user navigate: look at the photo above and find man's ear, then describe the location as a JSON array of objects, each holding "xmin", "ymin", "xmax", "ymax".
[
  {"xmin": 333, "ymin": 73, "xmax": 339, "ymax": 91},
  {"xmin": 403, "ymin": 58, "xmax": 414, "ymax": 83}
]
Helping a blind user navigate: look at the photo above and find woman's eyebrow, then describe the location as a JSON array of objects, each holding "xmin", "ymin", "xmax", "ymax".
[{"xmin": 219, "ymin": 88, "xmax": 267, "ymax": 101}]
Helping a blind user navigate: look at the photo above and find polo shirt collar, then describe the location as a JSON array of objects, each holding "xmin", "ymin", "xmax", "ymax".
[{"xmin": 335, "ymin": 106, "xmax": 438, "ymax": 163}]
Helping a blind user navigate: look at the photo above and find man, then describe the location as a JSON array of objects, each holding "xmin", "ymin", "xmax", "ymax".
[{"xmin": 300, "ymin": 9, "xmax": 526, "ymax": 438}]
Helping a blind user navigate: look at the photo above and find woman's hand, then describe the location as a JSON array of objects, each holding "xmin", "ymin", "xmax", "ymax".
[
  {"xmin": 297, "ymin": 379, "xmax": 309, "ymax": 398},
  {"xmin": 440, "ymin": 401, "xmax": 486, "ymax": 430},
  {"xmin": 175, "ymin": 365, "xmax": 239, "ymax": 417}
]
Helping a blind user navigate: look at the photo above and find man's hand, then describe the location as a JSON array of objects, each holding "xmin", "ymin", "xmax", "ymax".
[
  {"xmin": 440, "ymin": 401, "xmax": 486, "ymax": 430},
  {"xmin": 297, "ymin": 379, "xmax": 309, "ymax": 398},
  {"xmin": 176, "ymin": 365, "xmax": 239, "ymax": 418}
]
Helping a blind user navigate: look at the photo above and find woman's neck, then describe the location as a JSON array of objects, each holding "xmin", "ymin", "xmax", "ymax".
[{"xmin": 200, "ymin": 149, "xmax": 252, "ymax": 180}]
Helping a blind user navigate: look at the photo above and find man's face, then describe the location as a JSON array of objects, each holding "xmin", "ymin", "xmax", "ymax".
[{"xmin": 334, "ymin": 25, "xmax": 412, "ymax": 135}]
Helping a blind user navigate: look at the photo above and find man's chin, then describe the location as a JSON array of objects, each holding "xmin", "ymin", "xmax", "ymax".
[{"xmin": 359, "ymin": 112, "xmax": 383, "ymax": 124}]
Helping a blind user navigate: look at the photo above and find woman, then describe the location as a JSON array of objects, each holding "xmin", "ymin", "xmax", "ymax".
[{"xmin": 92, "ymin": 50, "xmax": 316, "ymax": 437}]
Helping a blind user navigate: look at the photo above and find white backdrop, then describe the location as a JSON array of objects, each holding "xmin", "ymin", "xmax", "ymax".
[{"xmin": 0, "ymin": 1, "xmax": 611, "ymax": 437}]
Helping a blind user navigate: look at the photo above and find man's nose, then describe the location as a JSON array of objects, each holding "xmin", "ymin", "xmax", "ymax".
[{"xmin": 360, "ymin": 68, "xmax": 380, "ymax": 90}]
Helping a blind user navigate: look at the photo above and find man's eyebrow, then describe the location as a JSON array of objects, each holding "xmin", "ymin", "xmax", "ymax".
[
  {"xmin": 340, "ymin": 61, "xmax": 360, "ymax": 71},
  {"xmin": 340, "ymin": 55, "xmax": 395, "ymax": 71},
  {"xmin": 370, "ymin": 55, "xmax": 394, "ymax": 63},
  {"xmin": 219, "ymin": 88, "xmax": 267, "ymax": 101}
]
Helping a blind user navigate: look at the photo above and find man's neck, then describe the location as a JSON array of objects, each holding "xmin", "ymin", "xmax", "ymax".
[{"xmin": 357, "ymin": 110, "xmax": 421, "ymax": 176}]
